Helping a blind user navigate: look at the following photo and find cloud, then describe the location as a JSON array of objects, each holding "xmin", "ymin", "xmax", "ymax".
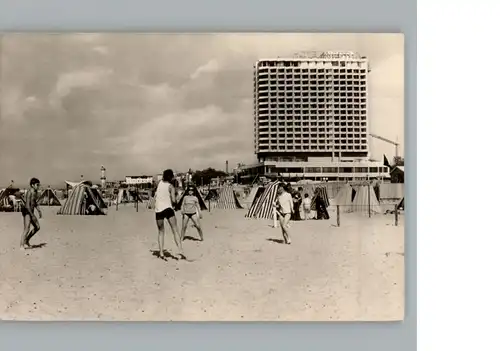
[
  {"xmin": 92, "ymin": 46, "xmax": 109, "ymax": 55},
  {"xmin": 190, "ymin": 59, "xmax": 220, "ymax": 80},
  {"xmin": 53, "ymin": 67, "xmax": 113, "ymax": 98},
  {"xmin": 126, "ymin": 103, "xmax": 254, "ymax": 172}
]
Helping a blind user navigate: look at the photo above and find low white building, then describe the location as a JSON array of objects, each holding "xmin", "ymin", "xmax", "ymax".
[
  {"xmin": 125, "ymin": 176, "xmax": 154, "ymax": 187},
  {"xmin": 238, "ymin": 157, "xmax": 390, "ymax": 183}
]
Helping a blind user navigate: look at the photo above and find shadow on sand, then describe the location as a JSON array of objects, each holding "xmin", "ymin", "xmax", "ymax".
[
  {"xmin": 266, "ymin": 238, "xmax": 285, "ymax": 244},
  {"xmin": 182, "ymin": 235, "xmax": 201, "ymax": 242},
  {"xmin": 150, "ymin": 250, "xmax": 195, "ymax": 263},
  {"xmin": 28, "ymin": 243, "xmax": 47, "ymax": 249},
  {"xmin": 150, "ymin": 250, "xmax": 179, "ymax": 261}
]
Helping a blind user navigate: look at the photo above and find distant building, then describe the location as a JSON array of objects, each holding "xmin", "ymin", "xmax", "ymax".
[
  {"xmin": 241, "ymin": 51, "xmax": 390, "ymax": 183},
  {"xmin": 254, "ymin": 51, "xmax": 370, "ymax": 160},
  {"xmin": 124, "ymin": 176, "xmax": 154, "ymax": 188},
  {"xmin": 238, "ymin": 160, "xmax": 389, "ymax": 182}
]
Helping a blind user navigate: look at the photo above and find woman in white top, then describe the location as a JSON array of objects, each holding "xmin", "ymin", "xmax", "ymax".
[{"xmin": 155, "ymin": 169, "xmax": 184, "ymax": 260}]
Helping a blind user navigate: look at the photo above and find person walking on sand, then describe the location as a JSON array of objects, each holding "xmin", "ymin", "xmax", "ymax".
[
  {"xmin": 275, "ymin": 182, "xmax": 294, "ymax": 245},
  {"xmin": 20, "ymin": 178, "xmax": 43, "ymax": 250},
  {"xmin": 180, "ymin": 186, "xmax": 204, "ymax": 242},
  {"xmin": 154, "ymin": 169, "xmax": 185, "ymax": 260}
]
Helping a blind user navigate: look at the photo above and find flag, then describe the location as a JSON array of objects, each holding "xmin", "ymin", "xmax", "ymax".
[{"xmin": 383, "ymin": 154, "xmax": 391, "ymax": 168}]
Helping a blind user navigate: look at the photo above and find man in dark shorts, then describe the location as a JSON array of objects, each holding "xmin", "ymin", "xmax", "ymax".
[{"xmin": 20, "ymin": 177, "xmax": 43, "ymax": 250}]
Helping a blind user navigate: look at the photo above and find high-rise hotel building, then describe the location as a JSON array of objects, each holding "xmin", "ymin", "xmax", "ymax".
[{"xmin": 239, "ymin": 51, "xmax": 390, "ymax": 182}]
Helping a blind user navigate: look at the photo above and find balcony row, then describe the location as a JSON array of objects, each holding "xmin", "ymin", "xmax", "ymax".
[
  {"xmin": 256, "ymin": 145, "xmax": 368, "ymax": 151},
  {"xmin": 256, "ymin": 111, "xmax": 367, "ymax": 116},
  {"xmin": 254, "ymin": 91, "xmax": 366, "ymax": 97},
  {"xmin": 256, "ymin": 73, "xmax": 367, "ymax": 79},
  {"xmin": 257, "ymin": 138, "xmax": 368, "ymax": 143},
  {"xmin": 258, "ymin": 129, "xmax": 368, "ymax": 134},
  {"xmin": 256, "ymin": 85, "xmax": 366, "ymax": 96},
  {"xmin": 256, "ymin": 80, "xmax": 367, "ymax": 86},
  {"xmin": 258, "ymin": 103, "xmax": 367, "ymax": 108},
  {"xmin": 258, "ymin": 131, "xmax": 367, "ymax": 136},
  {"xmin": 256, "ymin": 66, "xmax": 367, "ymax": 73},
  {"xmin": 257, "ymin": 85, "xmax": 367, "ymax": 91},
  {"xmin": 257, "ymin": 116, "xmax": 367, "ymax": 122},
  {"xmin": 258, "ymin": 96, "xmax": 367, "ymax": 101}
]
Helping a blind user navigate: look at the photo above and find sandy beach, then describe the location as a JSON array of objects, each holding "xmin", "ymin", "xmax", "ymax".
[{"xmin": 0, "ymin": 205, "xmax": 404, "ymax": 321}]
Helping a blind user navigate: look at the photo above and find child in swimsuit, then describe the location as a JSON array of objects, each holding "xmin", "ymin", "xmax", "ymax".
[{"xmin": 180, "ymin": 187, "xmax": 204, "ymax": 241}]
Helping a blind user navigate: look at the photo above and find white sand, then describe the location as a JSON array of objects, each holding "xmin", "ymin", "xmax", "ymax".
[{"xmin": 0, "ymin": 205, "xmax": 404, "ymax": 321}]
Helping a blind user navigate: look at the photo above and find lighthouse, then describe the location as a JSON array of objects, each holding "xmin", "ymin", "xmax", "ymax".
[{"xmin": 100, "ymin": 165, "xmax": 106, "ymax": 189}]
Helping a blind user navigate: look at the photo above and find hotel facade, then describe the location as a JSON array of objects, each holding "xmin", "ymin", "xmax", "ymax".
[{"xmin": 239, "ymin": 51, "xmax": 390, "ymax": 182}]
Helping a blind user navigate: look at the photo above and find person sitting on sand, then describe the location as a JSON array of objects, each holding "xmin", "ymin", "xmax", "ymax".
[
  {"xmin": 8, "ymin": 194, "xmax": 16, "ymax": 208},
  {"xmin": 302, "ymin": 193, "xmax": 312, "ymax": 220},
  {"xmin": 180, "ymin": 186, "xmax": 204, "ymax": 242},
  {"xmin": 20, "ymin": 177, "xmax": 43, "ymax": 250},
  {"xmin": 86, "ymin": 203, "xmax": 98, "ymax": 215},
  {"xmin": 274, "ymin": 182, "xmax": 294, "ymax": 245},
  {"xmin": 154, "ymin": 169, "xmax": 185, "ymax": 260}
]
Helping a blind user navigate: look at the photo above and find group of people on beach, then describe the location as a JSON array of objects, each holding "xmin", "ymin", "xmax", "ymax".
[
  {"xmin": 153, "ymin": 169, "xmax": 203, "ymax": 261},
  {"xmin": 273, "ymin": 182, "xmax": 331, "ymax": 245},
  {"xmin": 16, "ymin": 170, "xmax": 204, "ymax": 260},
  {"xmin": 16, "ymin": 171, "xmax": 329, "ymax": 260}
]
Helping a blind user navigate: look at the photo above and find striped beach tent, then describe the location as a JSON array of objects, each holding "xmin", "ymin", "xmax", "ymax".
[
  {"xmin": 215, "ymin": 185, "xmax": 243, "ymax": 209},
  {"xmin": 350, "ymin": 184, "xmax": 382, "ymax": 214},
  {"xmin": 174, "ymin": 184, "xmax": 208, "ymax": 211},
  {"xmin": 249, "ymin": 186, "xmax": 266, "ymax": 209},
  {"xmin": 331, "ymin": 183, "xmax": 354, "ymax": 212},
  {"xmin": 245, "ymin": 180, "xmax": 280, "ymax": 219},
  {"xmin": 397, "ymin": 197, "xmax": 404, "ymax": 210},
  {"xmin": 0, "ymin": 187, "xmax": 22, "ymax": 212},
  {"xmin": 242, "ymin": 185, "xmax": 262, "ymax": 209},
  {"xmin": 58, "ymin": 183, "xmax": 106, "ymax": 215},
  {"xmin": 310, "ymin": 186, "xmax": 330, "ymax": 211},
  {"xmin": 90, "ymin": 186, "xmax": 108, "ymax": 210},
  {"xmin": 37, "ymin": 188, "xmax": 62, "ymax": 206},
  {"xmin": 204, "ymin": 188, "xmax": 219, "ymax": 201}
]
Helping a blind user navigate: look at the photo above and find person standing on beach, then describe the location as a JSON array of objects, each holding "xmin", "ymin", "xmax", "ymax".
[
  {"xmin": 154, "ymin": 169, "xmax": 185, "ymax": 260},
  {"xmin": 275, "ymin": 183, "xmax": 294, "ymax": 245},
  {"xmin": 20, "ymin": 178, "xmax": 43, "ymax": 250},
  {"xmin": 180, "ymin": 186, "xmax": 204, "ymax": 242},
  {"xmin": 291, "ymin": 188, "xmax": 302, "ymax": 221},
  {"xmin": 302, "ymin": 193, "xmax": 312, "ymax": 220},
  {"xmin": 314, "ymin": 188, "xmax": 330, "ymax": 220}
]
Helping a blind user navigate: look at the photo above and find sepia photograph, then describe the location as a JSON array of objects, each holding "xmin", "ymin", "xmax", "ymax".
[{"xmin": 0, "ymin": 33, "xmax": 405, "ymax": 321}]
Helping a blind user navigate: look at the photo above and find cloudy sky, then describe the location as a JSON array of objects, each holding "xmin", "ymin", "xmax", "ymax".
[{"xmin": 0, "ymin": 33, "xmax": 404, "ymax": 187}]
